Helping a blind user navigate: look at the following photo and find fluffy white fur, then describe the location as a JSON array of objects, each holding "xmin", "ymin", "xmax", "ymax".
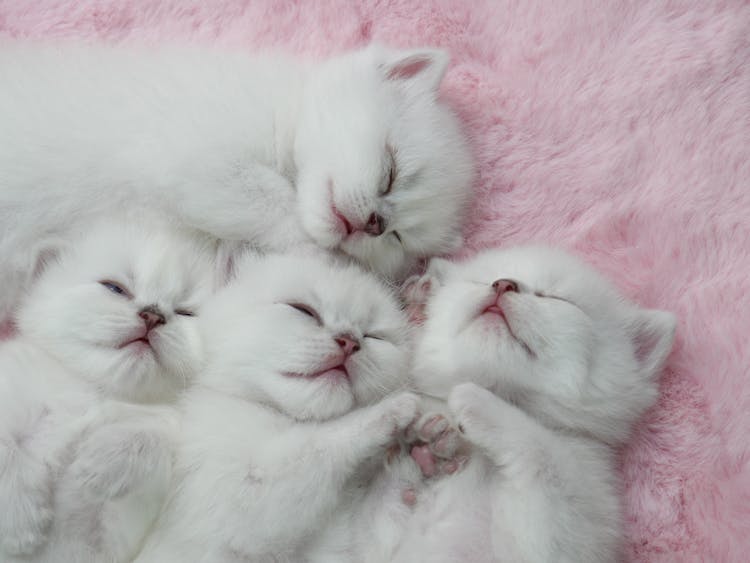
[
  {"xmin": 335, "ymin": 246, "xmax": 676, "ymax": 563},
  {"xmin": 0, "ymin": 217, "xmax": 217, "ymax": 563},
  {"xmin": 135, "ymin": 252, "xmax": 418, "ymax": 563},
  {"xmin": 0, "ymin": 41, "xmax": 473, "ymax": 323}
]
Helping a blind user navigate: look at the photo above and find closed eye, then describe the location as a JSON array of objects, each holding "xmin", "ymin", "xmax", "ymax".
[
  {"xmin": 99, "ymin": 280, "xmax": 132, "ymax": 299},
  {"xmin": 382, "ymin": 145, "xmax": 397, "ymax": 196},
  {"xmin": 534, "ymin": 291, "xmax": 576, "ymax": 306},
  {"xmin": 175, "ymin": 309, "xmax": 195, "ymax": 317},
  {"xmin": 392, "ymin": 231, "xmax": 402, "ymax": 244},
  {"xmin": 364, "ymin": 333, "xmax": 386, "ymax": 341},
  {"xmin": 288, "ymin": 303, "xmax": 322, "ymax": 325}
]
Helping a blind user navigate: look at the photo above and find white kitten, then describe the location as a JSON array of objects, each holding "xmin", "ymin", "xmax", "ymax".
[
  {"xmin": 0, "ymin": 217, "xmax": 217, "ymax": 563},
  {"xmin": 344, "ymin": 246, "xmax": 676, "ymax": 563},
  {"xmin": 0, "ymin": 41, "xmax": 473, "ymax": 323},
  {"xmin": 135, "ymin": 251, "xmax": 418, "ymax": 563}
]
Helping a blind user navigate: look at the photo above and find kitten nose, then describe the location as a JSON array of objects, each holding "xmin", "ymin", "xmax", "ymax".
[
  {"xmin": 334, "ymin": 334, "xmax": 361, "ymax": 356},
  {"xmin": 139, "ymin": 307, "xmax": 166, "ymax": 331},
  {"xmin": 492, "ymin": 279, "xmax": 519, "ymax": 295},
  {"xmin": 364, "ymin": 213, "xmax": 386, "ymax": 237}
]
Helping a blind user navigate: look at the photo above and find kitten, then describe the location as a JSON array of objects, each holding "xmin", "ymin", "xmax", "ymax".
[
  {"xmin": 134, "ymin": 251, "xmax": 418, "ymax": 563},
  {"xmin": 0, "ymin": 216, "xmax": 217, "ymax": 563},
  {"xmin": 344, "ymin": 245, "xmax": 676, "ymax": 563},
  {"xmin": 0, "ymin": 41, "xmax": 474, "ymax": 323}
]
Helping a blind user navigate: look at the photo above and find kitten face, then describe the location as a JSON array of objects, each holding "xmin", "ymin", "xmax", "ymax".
[
  {"xmin": 294, "ymin": 44, "xmax": 474, "ymax": 279},
  {"xmin": 17, "ymin": 219, "xmax": 217, "ymax": 403},
  {"xmin": 412, "ymin": 246, "xmax": 676, "ymax": 443},
  {"xmin": 200, "ymin": 251, "xmax": 411, "ymax": 422}
]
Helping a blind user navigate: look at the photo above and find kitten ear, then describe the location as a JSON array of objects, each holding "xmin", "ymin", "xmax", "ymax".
[
  {"xmin": 627, "ymin": 309, "xmax": 676, "ymax": 378},
  {"xmin": 214, "ymin": 240, "xmax": 248, "ymax": 288},
  {"xmin": 380, "ymin": 48, "xmax": 450, "ymax": 93},
  {"xmin": 27, "ymin": 236, "xmax": 69, "ymax": 280}
]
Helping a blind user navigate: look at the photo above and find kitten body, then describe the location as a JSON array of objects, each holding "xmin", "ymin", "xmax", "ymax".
[
  {"xmin": 336, "ymin": 246, "xmax": 676, "ymax": 563},
  {"xmin": 0, "ymin": 42, "xmax": 473, "ymax": 322},
  {"xmin": 135, "ymin": 252, "xmax": 418, "ymax": 563},
  {"xmin": 0, "ymin": 218, "xmax": 216, "ymax": 563}
]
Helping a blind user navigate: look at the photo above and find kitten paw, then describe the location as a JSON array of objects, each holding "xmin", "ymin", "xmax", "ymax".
[
  {"xmin": 405, "ymin": 412, "xmax": 467, "ymax": 478},
  {"xmin": 372, "ymin": 393, "xmax": 420, "ymax": 446},
  {"xmin": 448, "ymin": 383, "xmax": 502, "ymax": 452},
  {"xmin": 417, "ymin": 413, "xmax": 462, "ymax": 459},
  {"xmin": 401, "ymin": 274, "xmax": 435, "ymax": 324}
]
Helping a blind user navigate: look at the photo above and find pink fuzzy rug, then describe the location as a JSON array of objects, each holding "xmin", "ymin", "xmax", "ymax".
[{"xmin": 2, "ymin": 1, "xmax": 749, "ymax": 560}]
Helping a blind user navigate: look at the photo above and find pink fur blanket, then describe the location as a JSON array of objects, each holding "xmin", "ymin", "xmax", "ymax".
[{"xmin": 2, "ymin": 1, "xmax": 748, "ymax": 560}]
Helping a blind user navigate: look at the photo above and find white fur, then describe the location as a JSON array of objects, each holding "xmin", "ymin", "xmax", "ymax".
[
  {"xmin": 328, "ymin": 246, "xmax": 676, "ymax": 563},
  {"xmin": 135, "ymin": 251, "xmax": 418, "ymax": 562},
  {"xmin": 0, "ymin": 41, "xmax": 474, "ymax": 323},
  {"xmin": 0, "ymin": 217, "xmax": 217, "ymax": 563}
]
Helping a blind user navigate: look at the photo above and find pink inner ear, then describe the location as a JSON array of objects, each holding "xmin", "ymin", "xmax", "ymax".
[{"xmin": 386, "ymin": 57, "xmax": 431, "ymax": 81}]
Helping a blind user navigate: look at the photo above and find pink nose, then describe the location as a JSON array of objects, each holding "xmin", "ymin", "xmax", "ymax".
[
  {"xmin": 139, "ymin": 308, "xmax": 165, "ymax": 331},
  {"xmin": 334, "ymin": 334, "xmax": 361, "ymax": 356},
  {"xmin": 364, "ymin": 213, "xmax": 386, "ymax": 237},
  {"xmin": 492, "ymin": 279, "xmax": 519, "ymax": 295}
]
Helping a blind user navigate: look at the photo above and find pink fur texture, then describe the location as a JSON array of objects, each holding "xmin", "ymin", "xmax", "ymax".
[{"xmin": 1, "ymin": 1, "xmax": 748, "ymax": 561}]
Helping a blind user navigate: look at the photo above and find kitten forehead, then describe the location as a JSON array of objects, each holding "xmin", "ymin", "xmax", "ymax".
[
  {"xmin": 451, "ymin": 246, "xmax": 617, "ymax": 295},
  {"xmin": 55, "ymin": 218, "xmax": 217, "ymax": 299},
  {"xmin": 232, "ymin": 252, "xmax": 405, "ymax": 327}
]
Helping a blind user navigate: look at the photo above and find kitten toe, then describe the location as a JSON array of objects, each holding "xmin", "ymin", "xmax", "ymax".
[
  {"xmin": 417, "ymin": 413, "xmax": 449, "ymax": 442},
  {"xmin": 430, "ymin": 428, "xmax": 463, "ymax": 460}
]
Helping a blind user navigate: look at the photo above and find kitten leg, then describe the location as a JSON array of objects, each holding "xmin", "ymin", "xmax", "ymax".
[
  {"xmin": 447, "ymin": 382, "xmax": 543, "ymax": 467},
  {"xmin": 173, "ymin": 162, "xmax": 310, "ymax": 250},
  {"xmin": 68, "ymin": 422, "xmax": 173, "ymax": 501},
  {"xmin": 401, "ymin": 274, "xmax": 435, "ymax": 324},
  {"xmin": 448, "ymin": 383, "xmax": 620, "ymax": 562},
  {"xmin": 225, "ymin": 393, "xmax": 419, "ymax": 557},
  {"xmin": 0, "ymin": 439, "xmax": 54, "ymax": 556}
]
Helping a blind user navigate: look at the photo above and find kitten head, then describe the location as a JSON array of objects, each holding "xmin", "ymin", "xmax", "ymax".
[
  {"xmin": 411, "ymin": 246, "xmax": 676, "ymax": 444},
  {"xmin": 17, "ymin": 218, "xmax": 218, "ymax": 403},
  {"xmin": 294, "ymin": 44, "xmax": 474, "ymax": 279},
  {"xmin": 200, "ymin": 251, "xmax": 411, "ymax": 422}
]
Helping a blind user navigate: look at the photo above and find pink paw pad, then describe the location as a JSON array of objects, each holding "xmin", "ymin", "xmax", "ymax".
[
  {"xmin": 410, "ymin": 444, "xmax": 437, "ymax": 477},
  {"xmin": 401, "ymin": 488, "xmax": 417, "ymax": 506}
]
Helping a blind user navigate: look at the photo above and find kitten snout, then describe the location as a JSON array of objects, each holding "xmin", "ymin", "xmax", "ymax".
[
  {"xmin": 364, "ymin": 212, "xmax": 386, "ymax": 237},
  {"xmin": 492, "ymin": 279, "xmax": 519, "ymax": 295},
  {"xmin": 138, "ymin": 306, "xmax": 166, "ymax": 332},
  {"xmin": 334, "ymin": 334, "xmax": 360, "ymax": 357}
]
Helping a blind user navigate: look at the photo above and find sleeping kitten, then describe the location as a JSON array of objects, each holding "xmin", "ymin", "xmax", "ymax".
[
  {"xmin": 0, "ymin": 41, "xmax": 474, "ymax": 323},
  {"xmin": 134, "ymin": 251, "xmax": 418, "ymax": 563},
  {"xmin": 0, "ymin": 217, "xmax": 217, "ymax": 563},
  {"xmin": 342, "ymin": 245, "xmax": 676, "ymax": 563}
]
